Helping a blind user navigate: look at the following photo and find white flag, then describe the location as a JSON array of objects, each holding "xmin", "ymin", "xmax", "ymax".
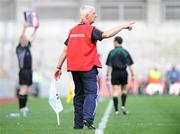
[{"xmin": 49, "ymin": 79, "xmax": 63, "ymax": 114}]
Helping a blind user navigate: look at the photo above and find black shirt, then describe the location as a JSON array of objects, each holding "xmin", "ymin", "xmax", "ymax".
[
  {"xmin": 16, "ymin": 41, "xmax": 32, "ymax": 69},
  {"xmin": 64, "ymin": 27, "xmax": 103, "ymax": 45},
  {"xmin": 106, "ymin": 46, "xmax": 134, "ymax": 70}
]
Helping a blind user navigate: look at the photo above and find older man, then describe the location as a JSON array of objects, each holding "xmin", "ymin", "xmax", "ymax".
[{"xmin": 54, "ymin": 5, "xmax": 134, "ymax": 129}]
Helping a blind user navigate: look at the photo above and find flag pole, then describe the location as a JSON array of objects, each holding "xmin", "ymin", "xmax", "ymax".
[
  {"xmin": 56, "ymin": 112, "xmax": 60, "ymax": 126},
  {"xmin": 55, "ymin": 78, "xmax": 60, "ymax": 126}
]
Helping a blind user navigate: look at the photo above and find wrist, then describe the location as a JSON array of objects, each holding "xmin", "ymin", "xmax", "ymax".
[{"xmin": 57, "ymin": 66, "xmax": 61, "ymax": 70}]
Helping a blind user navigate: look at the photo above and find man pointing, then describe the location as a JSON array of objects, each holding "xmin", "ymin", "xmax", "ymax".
[{"xmin": 54, "ymin": 5, "xmax": 134, "ymax": 129}]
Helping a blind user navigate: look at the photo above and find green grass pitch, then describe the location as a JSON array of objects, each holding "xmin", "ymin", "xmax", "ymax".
[{"xmin": 0, "ymin": 96, "xmax": 180, "ymax": 134}]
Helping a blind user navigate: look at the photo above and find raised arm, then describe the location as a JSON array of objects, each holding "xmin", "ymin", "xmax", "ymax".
[
  {"xmin": 102, "ymin": 22, "xmax": 134, "ymax": 39},
  {"xmin": 20, "ymin": 23, "xmax": 28, "ymax": 38},
  {"xmin": 30, "ymin": 27, "xmax": 38, "ymax": 42},
  {"xmin": 54, "ymin": 46, "xmax": 67, "ymax": 80}
]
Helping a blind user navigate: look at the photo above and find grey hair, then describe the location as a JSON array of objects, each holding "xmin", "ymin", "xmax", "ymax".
[{"xmin": 80, "ymin": 5, "xmax": 95, "ymax": 17}]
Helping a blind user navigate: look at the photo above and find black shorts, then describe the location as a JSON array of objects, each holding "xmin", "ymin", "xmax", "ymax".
[
  {"xmin": 19, "ymin": 69, "xmax": 32, "ymax": 86},
  {"xmin": 111, "ymin": 70, "xmax": 128, "ymax": 85}
]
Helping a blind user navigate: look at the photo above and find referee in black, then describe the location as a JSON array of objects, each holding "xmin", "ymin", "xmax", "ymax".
[
  {"xmin": 106, "ymin": 36, "xmax": 134, "ymax": 115},
  {"xmin": 16, "ymin": 23, "xmax": 38, "ymax": 117}
]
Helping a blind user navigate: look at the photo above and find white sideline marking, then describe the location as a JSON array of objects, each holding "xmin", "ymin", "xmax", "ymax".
[{"xmin": 95, "ymin": 100, "xmax": 113, "ymax": 134}]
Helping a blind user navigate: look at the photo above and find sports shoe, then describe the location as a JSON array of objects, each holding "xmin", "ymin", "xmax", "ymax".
[
  {"xmin": 20, "ymin": 107, "xmax": 29, "ymax": 117},
  {"xmin": 115, "ymin": 111, "xmax": 119, "ymax": 115},
  {"xmin": 121, "ymin": 106, "xmax": 128, "ymax": 115},
  {"xmin": 83, "ymin": 120, "xmax": 96, "ymax": 129}
]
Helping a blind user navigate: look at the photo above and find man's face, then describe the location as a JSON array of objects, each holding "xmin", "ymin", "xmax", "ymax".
[{"xmin": 87, "ymin": 9, "xmax": 97, "ymax": 24}]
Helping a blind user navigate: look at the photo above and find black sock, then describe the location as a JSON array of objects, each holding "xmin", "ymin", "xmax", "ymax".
[
  {"xmin": 23, "ymin": 95, "xmax": 28, "ymax": 108},
  {"xmin": 113, "ymin": 97, "xmax": 118, "ymax": 112},
  {"xmin": 18, "ymin": 95, "xmax": 28, "ymax": 109},
  {"xmin": 18, "ymin": 95, "xmax": 24, "ymax": 109},
  {"xmin": 121, "ymin": 93, "xmax": 127, "ymax": 107}
]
